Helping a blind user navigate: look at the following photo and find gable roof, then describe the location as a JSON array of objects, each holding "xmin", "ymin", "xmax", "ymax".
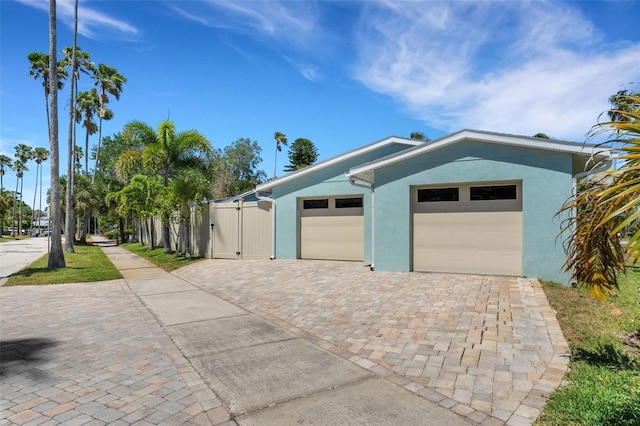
[
  {"xmin": 349, "ymin": 129, "xmax": 610, "ymax": 181},
  {"xmin": 212, "ymin": 189, "xmax": 271, "ymax": 203},
  {"xmin": 255, "ymin": 136, "xmax": 423, "ymax": 192}
]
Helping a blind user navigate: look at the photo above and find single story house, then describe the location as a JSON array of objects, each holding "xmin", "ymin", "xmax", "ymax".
[{"xmin": 255, "ymin": 129, "xmax": 609, "ymax": 284}]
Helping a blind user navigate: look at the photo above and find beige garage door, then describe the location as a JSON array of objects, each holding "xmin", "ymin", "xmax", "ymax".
[
  {"xmin": 300, "ymin": 196, "xmax": 364, "ymax": 261},
  {"xmin": 412, "ymin": 182, "xmax": 523, "ymax": 276}
]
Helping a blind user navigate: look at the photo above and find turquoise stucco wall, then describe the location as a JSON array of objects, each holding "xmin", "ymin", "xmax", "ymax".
[
  {"xmin": 372, "ymin": 140, "xmax": 574, "ymax": 284},
  {"xmin": 272, "ymin": 144, "xmax": 412, "ymax": 262}
]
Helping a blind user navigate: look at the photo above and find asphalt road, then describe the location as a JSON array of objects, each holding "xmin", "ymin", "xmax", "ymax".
[{"xmin": 0, "ymin": 236, "xmax": 50, "ymax": 285}]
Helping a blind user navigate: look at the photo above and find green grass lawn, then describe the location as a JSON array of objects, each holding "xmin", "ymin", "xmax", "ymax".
[
  {"xmin": 536, "ymin": 267, "xmax": 640, "ymax": 426},
  {"xmin": 120, "ymin": 242, "xmax": 204, "ymax": 271},
  {"xmin": 0, "ymin": 235, "xmax": 29, "ymax": 243},
  {"xmin": 4, "ymin": 244, "xmax": 122, "ymax": 285}
]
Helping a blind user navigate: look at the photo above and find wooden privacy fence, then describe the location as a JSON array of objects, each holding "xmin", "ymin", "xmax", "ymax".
[
  {"xmin": 210, "ymin": 200, "xmax": 272, "ymax": 259},
  {"xmin": 134, "ymin": 199, "xmax": 272, "ymax": 260}
]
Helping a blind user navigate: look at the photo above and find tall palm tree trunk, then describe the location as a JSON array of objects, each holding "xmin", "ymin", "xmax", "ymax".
[
  {"xmin": 93, "ymin": 116, "xmax": 103, "ymax": 184},
  {"xmin": 38, "ymin": 163, "xmax": 44, "ymax": 233},
  {"xmin": 64, "ymin": 0, "xmax": 78, "ymax": 253},
  {"xmin": 84, "ymin": 128, "xmax": 89, "ymax": 174},
  {"xmin": 48, "ymin": 0, "xmax": 65, "ymax": 269},
  {"xmin": 18, "ymin": 177, "xmax": 25, "ymax": 235},
  {"xmin": 11, "ymin": 179, "xmax": 19, "ymax": 236},
  {"xmin": 32, "ymin": 163, "xmax": 39, "ymax": 232},
  {"xmin": 80, "ymin": 209, "xmax": 89, "ymax": 243}
]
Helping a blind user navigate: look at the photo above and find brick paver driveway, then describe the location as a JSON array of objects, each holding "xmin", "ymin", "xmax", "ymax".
[
  {"xmin": 1, "ymin": 280, "xmax": 231, "ymax": 425},
  {"xmin": 176, "ymin": 259, "xmax": 570, "ymax": 425}
]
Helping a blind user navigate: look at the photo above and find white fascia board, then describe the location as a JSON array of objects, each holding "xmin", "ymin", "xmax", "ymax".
[
  {"xmin": 255, "ymin": 136, "xmax": 423, "ymax": 192},
  {"xmin": 349, "ymin": 129, "xmax": 605, "ymax": 178}
]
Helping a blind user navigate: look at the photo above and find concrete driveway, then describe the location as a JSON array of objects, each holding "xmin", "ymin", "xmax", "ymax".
[{"xmin": 175, "ymin": 259, "xmax": 570, "ymax": 425}]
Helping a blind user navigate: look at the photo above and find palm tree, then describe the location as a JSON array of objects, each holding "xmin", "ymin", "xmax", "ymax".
[
  {"xmin": 10, "ymin": 160, "xmax": 27, "ymax": 236},
  {"xmin": 166, "ymin": 170, "xmax": 209, "ymax": 258},
  {"xmin": 13, "ymin": 144, "xmax": 33, "ymax": 236},
  {"xmin": 0, "ymin": 155, "xmax": 11, "ymax": 194},
  {"xmin": 61, "ymin": 17, "xmax": 92, "ymax": 252},
  {"xmin": 120, "ymin": 120, "xmax": 211, "ymax": 253},
  {"xmin": 75, "ymin": 88, "xmax": 99, "ymax": 174},
  {"xmin": 48, "ymin": 0, "xmax": 65, "ymax": 268},
  {"xmin": 28, "ymin": 52, "xmax": 66, "ymax": 133},
  {"xmin": 31, "ymin": 148, "xmax": 49, "ymax": 233},
  {"xmin": 0, "ymin": 154, "xmax": 11, "ymax": 237},
  {"xmin": 107, "ymin": 174, "xmax": 165, "ymax": 249},
  {"xmin": 559, "ymin": 93, "xmax": 640, "ymax": 300},
  {"xmin": 273, "ymin": 131, "xmax": 287, "ymax": 178},
  {"xmin": 74, "ymin": 145, "xmax": 84, "ymax": 172},
  {"xmin": 93, "ymin": 64, "xmax": 126, "ymax": 182}
]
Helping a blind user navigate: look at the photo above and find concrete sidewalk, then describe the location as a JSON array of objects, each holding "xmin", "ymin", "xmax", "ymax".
[{"xmin": 100, "ymin": 242, "xmax": 472, "ymax": 425}]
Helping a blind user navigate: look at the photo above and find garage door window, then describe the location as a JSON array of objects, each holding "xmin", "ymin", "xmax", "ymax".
[
  {"xmin": 470, "ymin": 185, "xmax": 517, "ymax": 201},
  {"xmin": 303, "ymin": 199, "xmax": 329, "ymax": 209},
  {"xmin": 336, "ymin": 197, "xmax": 363, "ymax": 208},
  {"xmin": 417, "ymin": 187, "xmax": 459, "ymax": 202}
]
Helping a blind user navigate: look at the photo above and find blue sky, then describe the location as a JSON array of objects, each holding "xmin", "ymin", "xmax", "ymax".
[{"xmin": 1, "ymin": 0, "xmax": 639, "ymax": 209}]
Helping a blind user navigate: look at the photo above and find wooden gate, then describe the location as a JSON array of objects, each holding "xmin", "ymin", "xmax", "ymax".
[{"xmin": 211, "ymin": 200, "xmax": 272, "ymax": 259}]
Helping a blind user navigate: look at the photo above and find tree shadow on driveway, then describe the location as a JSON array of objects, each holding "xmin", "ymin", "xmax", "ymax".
[{"xmin": 0, "ymin": 338, "xmax": 58, "ymax": 377}]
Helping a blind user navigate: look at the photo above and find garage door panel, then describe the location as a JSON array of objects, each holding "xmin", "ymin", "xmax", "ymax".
[
  {"xmin": 301, "ymin": 216, "xmax": 364, "ymax": 261},
  {"xmin": 413, "ymin": 211, "xmax": 522, "ymax": 276}
]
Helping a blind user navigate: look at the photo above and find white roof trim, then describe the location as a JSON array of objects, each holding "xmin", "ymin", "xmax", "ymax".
[
  {"xmin": 349, "ymin": 129, "xmax": 607, "ymax": 177},
  {"xmin": 255, "ymin": 136, "xmax": 423, "ymax": 192}
]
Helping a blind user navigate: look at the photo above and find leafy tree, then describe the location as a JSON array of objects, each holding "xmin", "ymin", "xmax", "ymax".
[
  {"xmin": 273, "ymin": 131, "xmax": 288, "ymax": 178},
  {"xmin": 532, "ymin": 133, "xmax": 550, "ymax": 139},
  {"xmin": 0, "ymin": 155, "xmax": 11, "ymax": 195},
  {"xmin": 284, "ymin": 138, "xmax": 318, "ymax": 172},
  {"xmin": 0, "ymin": 190, "xmax": 14, "ymax": 236},
  {"xmin": 559, "ymin": 92, "xmax": 640, "ymax": 300},
  {"xmin": 119, "ymin": 120, "xmax": 211, "ymax": 252},
  {"xmin": 74, "ymin": 173, "xmax": 101, "ymax": 243},
  {"xmin": 107, "ymin": 174, "xmax": 166, "ymax": 249},
  {"xmin": 97, "ymin": 132, "xmax": 145, "ymax": 244},
  {"xmin": 410, "ymin": 131, "xmax": 425, "ymax": 140},
  {"xmin": 47, "ymin": 0, "xmax": 65, "ymax": 268},
  {"xmin": 166, "ymin": 169, "xmax": 209, "ymax": 258},
  {"xmin": 608, "ymin": 90, "xmax": 640, "ymax": 123},
  {"xmin": 212, "ymin": 138, "xmax": 266, "ymax": 198}
]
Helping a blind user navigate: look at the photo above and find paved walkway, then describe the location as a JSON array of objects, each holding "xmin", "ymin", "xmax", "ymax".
[
  {"xmin": 2, "ymin": 241, "xmax": 477, "ymax": 425},
  {"xmin": 0, "ymin": 237, "xmax": 50, "ymax": 286},
  {"xmin": 175, "ymin": 260, "xmax": 570, "ymax": 426},
  {"xmin": 1, "ymin": 262, "xmax": 235, "ymax": 424}
]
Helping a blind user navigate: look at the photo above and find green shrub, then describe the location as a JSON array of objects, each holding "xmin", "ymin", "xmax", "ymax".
[{"xmin": 104, "ymin": 230, "xmax": 118, "ymax": 239}]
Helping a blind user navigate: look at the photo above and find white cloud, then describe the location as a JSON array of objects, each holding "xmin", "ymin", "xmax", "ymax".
[
  {"xmin": 284, "ymin": 56, "xmax": 320, "ymax": 82},
  {"xmin": 173, "ymin": 0, "xmax": 321, "ymax": 48},
  {"xmin": 171, "ymin": 1, "xmax": 324, "ymax": 81},
  {"xmin": 16, "ymin": 0, "xmax": 138, "ymax": 39},
  {"xmin": 353, "ymin": 1, "xmax": 640, "ymax": 140}
]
